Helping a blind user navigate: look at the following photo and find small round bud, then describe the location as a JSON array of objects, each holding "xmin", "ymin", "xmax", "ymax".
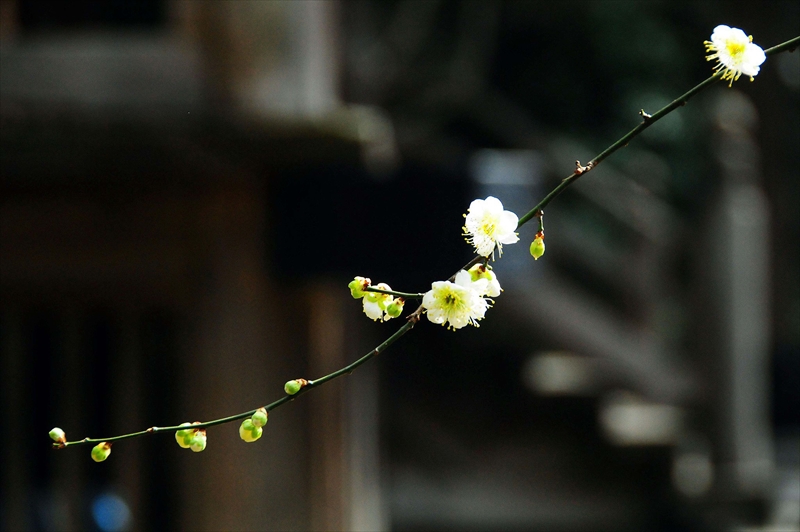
[
  {"xmin": 284, "ymin": 379, "xmax": 305, "ymax": 395},
  {"xmin": 239, "ymin": 419, "xmax": 263, "ymax": 443},
  {"xmin": 348, "ymin": 277, "xmax": 370, "ymax": 299},
  {"xmin": 49, "ymin": 427, "xmax": 66, "ymax": 443},
  {"xmin": 530, "ymin": 235, "xmax": 545, "ymax": 260},
  {"xmin": 385, "ymin": 299, "xmax": 404, "ymax": 318},
  {"xmin": 175, "ymin": 422, "xmax": 193, "ymax": 449},
  {"xmin": 91, "ymin": 442, "xmax": 112, "ymax": 462},
  {"xmin": 190, "ymin": 430, "xmax": 207, "ymax": 453},
  {"xmin": 251, "ymin": 408, "xmax": 268, "ymax": 428}
]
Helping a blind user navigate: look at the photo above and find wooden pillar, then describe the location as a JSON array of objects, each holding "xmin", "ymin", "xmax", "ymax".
[{"xmin": 307, "ymin": 284, "xmax": 348, "ymax": 531}]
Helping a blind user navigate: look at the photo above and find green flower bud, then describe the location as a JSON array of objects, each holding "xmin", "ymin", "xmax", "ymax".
[
  {"xmin": 348, "ymin": 277, "xmax": 370, "ymax": 299},
  {"xmin": 175, "ymin": 422, "xmax": 193, "ymax": 449},
  {"xmin": 251, "ymin": 408, "xmax": 268, "ymax": 428},
  {"xmin": 530, "ymin": 235, "xmax": 545, "ymax": 260},
  {"xmin": 49, "ymin": 427, "xmax": 66, "ymax": 443},
  {"xmin": 468, "ymin": 264, "xmax": 483, "ymax": 282},
  {"xmin": 377, "ymin": 296, "xmax": 393, "ymax": 311},
  {"xmin": 469, "ymin": 263, "xmax": 497, "ymax": 282},
  {"xmin": 91, "ymin": 442, "xmax": 112, "ymax": 462},
  {"xmin": 385, "ymin": 299, "xmax": 404, "ymax": 318},
  {"xmin": 190, "ymin": 430, "xmax": 207, "ymax": 453},
  {"xmin": 239, "ymin": 419, "xmax": 263, "ymax": 443},
  {"xmin": 284, "ymin": 379, "xmax": 306, "ymax": 395}
]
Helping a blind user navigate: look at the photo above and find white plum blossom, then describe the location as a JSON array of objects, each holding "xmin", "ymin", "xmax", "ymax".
[
  {"xmin": 422, "ymin": 270, "xmax": 490, "ymax": 330},
  {"xmin": 468, "ymin": 264, "xmax": 502, "ymax": 297},
  {"xmin": 464, "ymin": 196, "xmax": 519, "ymax": 258},
  {"xmin": 705, "ymin": 25, "xmax": 766, "ymax": 87}
]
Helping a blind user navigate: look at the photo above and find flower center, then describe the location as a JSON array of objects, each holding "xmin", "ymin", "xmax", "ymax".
[
  {"xmin": 725, "ymin": 40, "xmax": 745, "ymax": 59},
  {"xmin": 480, "ymin": 216, "xmax": 498, "ymax": 237},
  {"xmin": 439, "ymin": 287, "xmax": 468, "ymax": 314}
]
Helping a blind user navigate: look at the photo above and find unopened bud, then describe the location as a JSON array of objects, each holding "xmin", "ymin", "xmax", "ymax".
[
  {"xmin": 175, "ymin": 422, "xmax": 194, "ymax": 449},
  {"xmin": 385, "ymin": 298, "xmax": 404, "ymax": 318},
  {"xmin": 348, "ymin": 277, "xmax": 371, "ymax": 299},
  {"xmin": 284, "ymin": 379, "xmax": 307, "ymax": 395},
  {"xmin": 530, "ymin": 234, "xmax": 545, "ymax": 260},
  {"xmin": 91, "ymin": 442, "xmax": 112, "ymax": 462},
  {"xmin": 190, "ymin": 430, "xmax": 207, "ymax": 453},
  {"xmin": 251, "ymin": 408, "xmax": 268, "ymax": 428},
  {"xmin": 468, "ymin": 264, "xmax": 487, "ymax": 282},
  {"xmin": 49, "ymin": 427, "xmax": 66, "ymax": 444}
]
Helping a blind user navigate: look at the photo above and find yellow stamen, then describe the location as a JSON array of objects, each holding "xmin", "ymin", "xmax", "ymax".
[{"xmin": 725, "ymin": 40, "xmax": 745, "ymax": 58}]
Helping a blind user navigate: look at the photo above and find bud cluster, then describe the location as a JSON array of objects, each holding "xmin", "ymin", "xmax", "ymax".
[
  {"xmin": 239, "ymin": 407, "xmax": 268, "ymax": 443},
  {"xmin": 349, "ymin": 277, "xmax": 405, "ymax": 322},
  {"xmin": 175, "ymin": 422, "xmax": 207, "ymax": 453}
]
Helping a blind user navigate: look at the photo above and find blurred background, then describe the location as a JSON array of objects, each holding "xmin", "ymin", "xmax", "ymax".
[{"xmin": 1, "ymin": 1, "xmax": 798, "ymax": 531}]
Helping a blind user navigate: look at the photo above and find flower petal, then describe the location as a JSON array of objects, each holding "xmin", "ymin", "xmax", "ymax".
[
  {"xmin": 454, "ymin": 270, "xmax": 472, "ymax": 288},
  {"xmin": 468, "ymin": 199, "xmax": 487, "ymax": 214},
  {"xmin": 498, "ymin": 211, "xmax": 519, "ymax": 232},
  {"xmin": 483, "ymin": 196, "xmax": 504, "ymax": 213},
  {"xmin": 363, "ymin": 300, "xmax": 384, "ymax": 321}
]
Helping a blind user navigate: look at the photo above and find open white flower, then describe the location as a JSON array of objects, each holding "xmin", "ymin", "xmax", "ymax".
[
  {"xmin": 705, "ymin": 25, "xmax": 766, "ymax": 87},
  {"xmin": 464, "ymin": 196, "xmax": 519, "ymax": 258},
  {"xmin": 422, "ymin": 270, "xmax": 489, "ymax": 330},
  {"xmin": 363, "ymin": 283, "xmax": 395, "ymax": 322}
]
